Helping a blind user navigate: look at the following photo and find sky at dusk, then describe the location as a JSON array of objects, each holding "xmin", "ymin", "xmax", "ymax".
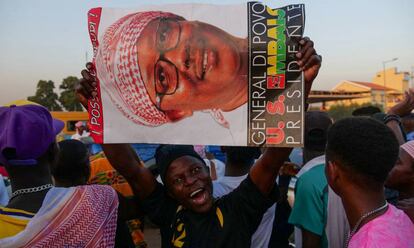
[{"xmin": 0, "ymin": 0, "xmax": 413, "ymax": 105}]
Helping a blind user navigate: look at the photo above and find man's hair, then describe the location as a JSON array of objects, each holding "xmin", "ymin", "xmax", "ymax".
[
  {"xmin": 304, "ymin": 111, "xmax": 333, "ymax": 152},
  {"xmin": 222, "ymin": 146, "xmax": 261, "ymax": 167},
  {"xmin": 53, "ymin": 140, "xmax": 90, "ymax": 186},
  {"xmin": 155, "ymin": 145, "xmax": 206, "ymax": 184},
  {"xmin": 326, "ymin": 117, "xmax": 399, "ymax": 185},
  {"xmin": 352, "ymin": 106, "xmax": 381, "ymax": 117}
]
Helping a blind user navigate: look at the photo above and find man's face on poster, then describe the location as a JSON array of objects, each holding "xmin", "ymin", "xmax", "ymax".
[{"xmin": 136, "ymin": 17, "xmax": 244, "ymax": 114}]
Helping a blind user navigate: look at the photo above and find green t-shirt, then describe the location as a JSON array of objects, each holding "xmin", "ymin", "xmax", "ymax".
[{"xmin": 288, "ymin": 163, "xmax": 328, "ymax": 248}]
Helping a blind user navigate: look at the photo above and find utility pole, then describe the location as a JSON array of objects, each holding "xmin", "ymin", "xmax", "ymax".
[{"xmin": 382, "ymin": 58, "xmax": 398, "ymax": 111}]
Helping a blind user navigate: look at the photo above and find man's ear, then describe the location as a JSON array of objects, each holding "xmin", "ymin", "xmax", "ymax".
[
  {"xmin": 165, "ymin": 110, "xmax": 193, "ymax": 122},
  {"xmin": 326, "ymin": 160, "xmax": 340, "ymax": 193}
]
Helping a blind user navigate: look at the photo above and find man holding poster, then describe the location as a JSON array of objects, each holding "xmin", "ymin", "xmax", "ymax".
[
  {"xmin": 83, "ymin": 2, "xmax": 310, "ymax": 146},
  {"xmin": 78, "ymin": 3, "xmax": 321, "ymax": 244},
  {"xmin": 76, "ymin": 38, "xmax": 320, "ymax": 248}
]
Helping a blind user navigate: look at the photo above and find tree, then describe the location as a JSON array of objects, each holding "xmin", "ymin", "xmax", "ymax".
[
  {"xmin": 59, "ymin": 76, "xmax": 83, "ymax": 111},
  {"xmin": 28, "ymin": 80, "xmax": 62, "ymax": 111}
]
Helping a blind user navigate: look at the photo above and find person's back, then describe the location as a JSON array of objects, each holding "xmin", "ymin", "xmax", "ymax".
[
  {"xmin": 53, "ymin": 140, "xmax": 145, "ymax": 248},
  {"xmin": 325, "ymin": 117, "xmax": 414, "ymax": 248},
  {"xmin": 0, "ymin": 174, "xmax": 9, "ymax": 206},
  {"xmin": 0, "ymin": 104, "xmax": 118, "ymax": 247}
]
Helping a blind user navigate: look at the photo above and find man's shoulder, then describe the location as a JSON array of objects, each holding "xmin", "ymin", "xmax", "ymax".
[
  {"xmin": 350, "ymin": 205, "xmax": 414, "ymax": 247},
  {"xmin": 300, "ymin": 163, "xmax": 325, "ymax": 178},
  {"xmin": 74, "ymin": 185, "xmax": 117, "ymax": 199},
  {"xmin": 296, "ymin": 164, "xmax": 326, "ymax": 189},
  {"xmin": 292, "ymin": 164, "xmax": 328, "ymax": 205}
]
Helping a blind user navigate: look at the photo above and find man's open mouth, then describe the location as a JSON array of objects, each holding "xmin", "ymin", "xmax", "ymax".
[
  {"xmin": 195, "ymin": 41, "xmax": 208, "ymax": 80},
  {"xmin": 195, "ymin": 40, "xmax": 216, "ymax": 81},
  {"xmin": 189, "ymin": 188, "xmax": 208, "ymax": 205},
  {"xmin": 202, "ymin": 50, "xmax": 208, "ymax": 78}
]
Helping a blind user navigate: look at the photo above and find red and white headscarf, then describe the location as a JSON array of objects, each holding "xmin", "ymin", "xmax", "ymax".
[
  {"xmin": 401, "ymin": 140, "xmax": 414, "ymax": 159},
  {"xmin": 96, "ymin": 11, "xmax": 179, "ymax": 126},
  {"xmin": 96, "ymin": 11, "xmax": 231, "ymax": 128}
]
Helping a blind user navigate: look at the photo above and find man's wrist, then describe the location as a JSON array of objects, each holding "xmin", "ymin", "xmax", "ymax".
[{"xmin": 384, "ymin": 114, "xmax": 402, "ymax": 125}]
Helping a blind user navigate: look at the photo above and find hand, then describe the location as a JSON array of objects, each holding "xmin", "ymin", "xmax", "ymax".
[
  {"xmin": 205, "ymin": 152, "xmax": 215, "ymax": 160},
  {"xmin": 388, "ymin": 88, "xmax": 414, "ymax": 117},
  {"xmin": 279, "ymin": 161, "xmax": 300, "ymax": 176},
  {"xmin": 396, "ymin": 197, "xmax": 414, "ymax": 222},
  {"xmin": 296, "ymin": 37, "xmax": 322, "ymax": 98},
  {"xmin": 75, "ymin": 62, "xmax": 97, "ymax": 109}
]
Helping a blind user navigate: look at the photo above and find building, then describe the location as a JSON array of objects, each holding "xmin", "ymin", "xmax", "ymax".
[
  {"xmin": 326, "ymin": 68, "xmax": 410, "ymax": 111},
  {"xmin": 372, "ymin": 67, "xmax": 410, "ymax": 92},
  {"xmin": 329, "ymin": 80, "xmax": 397, "ymax": 108}
]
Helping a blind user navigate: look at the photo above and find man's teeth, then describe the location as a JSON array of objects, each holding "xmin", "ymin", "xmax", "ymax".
[
  {"xmin": 202, "ymin": 51, "xmax": 208, "ymax": 73},
  {"xmin": 190, "ymin": 188, "xmax": 203, "ymax": 198}
]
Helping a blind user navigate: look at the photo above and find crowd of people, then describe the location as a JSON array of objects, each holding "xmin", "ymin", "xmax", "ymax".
[{"xmin": 0, "ymin": 34, "xmax": 414, "ymax": 248}]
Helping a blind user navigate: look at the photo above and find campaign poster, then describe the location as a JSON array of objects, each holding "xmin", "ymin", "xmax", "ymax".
[{"xmin": 87, "ymin": 2, "xmax": 305, "ymax": 147}]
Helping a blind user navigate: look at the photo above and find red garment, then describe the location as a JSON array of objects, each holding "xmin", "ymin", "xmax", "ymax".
[
  {"xmin": 0, "ymin": 186, "xmax": 118, "ymax": 248},
  {"xmin": 0, "ymin": 166, "xmax": 8, "ymax": 177}
]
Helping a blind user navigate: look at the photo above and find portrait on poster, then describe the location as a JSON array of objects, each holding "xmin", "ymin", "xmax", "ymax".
[{"xmin": 87, "ymin": 2, "xmax": 305, "ymax": 147}]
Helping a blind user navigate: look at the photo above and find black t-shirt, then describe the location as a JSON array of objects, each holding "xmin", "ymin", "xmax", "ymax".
[{"xmin": 140, "ymin": 175, "xmax": 279, "ymax": 248}]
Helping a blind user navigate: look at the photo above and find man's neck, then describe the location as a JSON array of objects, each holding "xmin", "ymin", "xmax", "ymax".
[
  {"xmin": 341, "ymin": 186, "xmax": 387, "ymax": 230},
  {"xmin": 8, "ymin": 165, "xmax": 54, "ymax": 192},
  {"xmin": 7, "ymin": 164, "xmax": 54, "ymax": 213},
  {"xmin": 11, "ymin": 177, "xmax": 53, "ymax": 192}
]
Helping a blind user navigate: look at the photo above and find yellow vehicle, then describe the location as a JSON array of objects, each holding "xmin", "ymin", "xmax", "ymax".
[
  {"xmin": 51, "ymin": 111, "xmax": 89, "ymax": 135},
  {"xmin": 3, "ymin": 100, "xmax": 88, "ymax": 137}
]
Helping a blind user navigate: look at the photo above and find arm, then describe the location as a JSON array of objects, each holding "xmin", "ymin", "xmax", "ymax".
[
  {"xmin": 208, "ymin": 160, "xmax": 218, "ymax": 181},
  {"xmin": 102, "ymin": 144, "xmax": 157, "ymax": 200},
  {"xmin": 250, "ymin": 147, "xmax": 292, "ymax": 195},
  {"xmin": 117, "ymin": 192, "xmax": 143, "ymax": 222},
  {"xmin": 302, "ymin": 229, "xmax": 322, "ymax": 248},
  {"xmin": 250, "ymin": 37, "xmax": 322, "ymax": 195},
  {"xmin": 386, "ymin": 89, "xmax": 414, "ymax": 145}
]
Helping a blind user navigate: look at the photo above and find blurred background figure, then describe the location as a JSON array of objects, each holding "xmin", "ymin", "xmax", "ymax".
[
  {"xmin": 71, "ymin": 121, "xmax": 92, "ymax": 143},
  {"xmin": 0, "ymin": 174, "xmax": 9, "ymax": 206}
]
